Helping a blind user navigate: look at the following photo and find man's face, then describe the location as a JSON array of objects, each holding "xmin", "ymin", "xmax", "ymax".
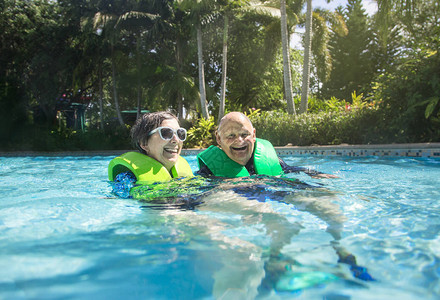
[{"xmin": 216, "ymin": 114, "xmax": 256, "ymax": 166}]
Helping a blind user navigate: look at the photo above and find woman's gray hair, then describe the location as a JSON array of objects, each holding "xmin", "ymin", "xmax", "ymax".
[{"xmin": 130, "ymin": 111, "xmax": 179, "ymax": 154}]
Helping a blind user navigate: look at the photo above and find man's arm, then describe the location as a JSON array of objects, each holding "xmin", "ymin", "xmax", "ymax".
[
  {"xmin": 195, "ymin": 164, "xmax": 214, "ymax": 177},
  {"xmin": 279, "ymin": 157, "xmax": 339, "ymax": 179}
]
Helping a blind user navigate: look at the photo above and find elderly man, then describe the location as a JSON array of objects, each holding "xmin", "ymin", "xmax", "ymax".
[
  {"xmin": 196, "ymin": 112, "xmax": 372, "ymax": 296},
  {"xmin": 197, "ymin": 111, "xmax": 337, "ymax": 178}
]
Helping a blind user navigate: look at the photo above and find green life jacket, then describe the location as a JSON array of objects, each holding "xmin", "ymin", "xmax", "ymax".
[
  {"xmin": 197, "ymin": 138, "xmax": 283, "ymax": 177},
  {"xmin": 108, "ymin": 151, "xmax": 193, "ymax": 184}
]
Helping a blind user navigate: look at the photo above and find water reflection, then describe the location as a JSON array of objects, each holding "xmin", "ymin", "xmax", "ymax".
[{"xmin": 128, "ymin": 175, "xmax": 371, "ymax": 297}]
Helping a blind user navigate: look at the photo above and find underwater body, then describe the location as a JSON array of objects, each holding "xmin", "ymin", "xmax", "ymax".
[{"xmin": 0, "ymin": 155, "xmax": 439, "ymax": 299}]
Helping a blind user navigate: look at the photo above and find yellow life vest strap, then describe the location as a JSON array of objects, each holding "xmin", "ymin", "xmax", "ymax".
[{"xmin": 108, "ymin": 151, "xmax": 193, "ymax": 184}]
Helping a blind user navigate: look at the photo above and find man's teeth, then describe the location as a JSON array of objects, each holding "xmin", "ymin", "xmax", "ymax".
[{"xmin": 232, "ymin": 146, "xmax": 247, "ymax": 151}]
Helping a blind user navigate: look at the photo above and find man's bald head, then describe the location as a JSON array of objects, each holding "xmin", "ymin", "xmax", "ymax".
[
  {"xmin": 215, "ymin": 112, "xmax": 256, "ymax": 166},
  {"xmin": 218, "ymin": 112, "xmax": 253, "ymax": 134}
]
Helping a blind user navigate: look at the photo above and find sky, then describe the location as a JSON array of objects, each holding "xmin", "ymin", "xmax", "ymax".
[
  {"xmin": 291, "ymin": 0, "xmax": 378, "ymax": 49},
  {"xmin": 313, "ymin": 0, "xmax": 378, "ymax": 16}
]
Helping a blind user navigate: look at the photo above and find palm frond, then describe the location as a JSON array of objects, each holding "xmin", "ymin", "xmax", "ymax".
[
  {"xmin": 93, "ymin": 12, "xmax": 116, "ymax": 30},
  {"xmin": 115, "ymin": 11, "xmax": 159, "ymax": 29},
  {"xmin": 243, "ymin": 4, "xmax": 281, "ymax": 18}
]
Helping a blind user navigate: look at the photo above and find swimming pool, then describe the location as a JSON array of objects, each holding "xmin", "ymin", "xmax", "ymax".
[{"xmin": 0, "ymin": 154, "xmax": 439, "ymax": 299}]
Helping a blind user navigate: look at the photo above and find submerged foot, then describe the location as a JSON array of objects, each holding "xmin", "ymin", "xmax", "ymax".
[
  {"xmin": 258, "ymin": 253, "xmax": 295, "ymax": 295},
  {"xmin": 258, "ymin": 253, "xmax": 339, "ymax": 295},
  {"xmin": 337, "ymin": 253, "xmax": 376, "ymax": 282}
]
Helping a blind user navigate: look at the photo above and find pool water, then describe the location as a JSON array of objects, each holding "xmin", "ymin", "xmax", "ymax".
[{"xmin": 0, "ymin": 155, "xmax": 439, "ymax": 299}]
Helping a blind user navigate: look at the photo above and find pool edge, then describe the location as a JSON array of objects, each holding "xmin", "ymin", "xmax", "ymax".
[{"xmin": 1, "ymin": 142, "xmax": 439, "ymax": 158}]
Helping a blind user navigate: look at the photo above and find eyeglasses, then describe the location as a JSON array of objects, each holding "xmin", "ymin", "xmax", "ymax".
[{"xmin": 148, "ymin": 127, "xmax": 187, "ymax": 141}]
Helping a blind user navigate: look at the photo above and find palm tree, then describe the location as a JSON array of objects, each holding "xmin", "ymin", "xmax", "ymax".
[
  {"xmin": 240, "ymin": 1, "xmax": 341, "ymax": 114},
  {"xmin": 281, "ymin": 0, "xmax": 296, "ymax": 114},
  {"xmin": 93, "ymin": 12, "xmax": 124, "ymax": 126},
  {"xmin": 158, "ymin": 7, "xmax": 196, "ymax": 119},
  {"xmin": 177, "ymin": 0, "xmax": 218, "ymax": 120},
  {"xmin": 218, "ymin": 14, "xmax": 229, "ymax": 120},
  {"xmin": 299, "ymin": 0, "xmax": 313, "ymax": 114},
  {"xmin": 218, "ymin": 0, "xmax": 248, "ymax": 120},
  {"xmin": 93, "ymin": 8, "xmax": 157, "ymax": 126},
  {"xmin": 76, "ymin": 13, "xmax": 108, "ymax": 131},
  {"xmin": 373, "ymin": 0, "xmax": 429, "ymax": 47},
  {"xmin": 147, "ymin": 3, "xmax": 207, "ymax": 120},
  {"xmin": 246, "ymin": 0, "xmax": 303, "ymax": 115},
  {"xmin": 299, "ymin": 0, "xmax": 348, "ymax": 113},
  {"xmin": 196, "ymin": 23, "xmax": 210, "ymax": 119}
]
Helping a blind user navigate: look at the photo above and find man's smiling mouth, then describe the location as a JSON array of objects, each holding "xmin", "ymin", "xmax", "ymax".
[{"xmin": 231, "ymin": 145, "xmax": 247, "ymax": 151}]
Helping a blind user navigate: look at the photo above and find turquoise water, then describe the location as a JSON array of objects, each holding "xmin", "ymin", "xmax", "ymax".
[{"xmin": 0, "ymin": 155, "xmax": 439, "ymax": 299}]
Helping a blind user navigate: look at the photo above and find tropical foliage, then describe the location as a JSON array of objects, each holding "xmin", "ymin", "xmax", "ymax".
[
  {"xmin": 186, "ymin": 116, "xmax": 216, "ymax": 148},
  {"xmin": 0, "ymin": 0, "xmax": 439, "ymax": 151},
  {"xmin": 251, "ymin": 105, "xmax": 383, "ymax": 146}
]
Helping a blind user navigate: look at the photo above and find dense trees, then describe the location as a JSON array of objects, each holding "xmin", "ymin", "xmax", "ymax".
[
  {"xmin": 1, "ymin": 0, "xmax": 439, "ymax": 149},
  {"xmin": 322, "ymin": 0, "xmax": 373, "ymax": 100},
  {"xmin": 372, "ymin": 0, "xmax": 440, "ymax": 142}
]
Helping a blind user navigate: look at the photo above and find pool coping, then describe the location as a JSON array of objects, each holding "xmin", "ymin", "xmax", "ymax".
[{"xmin": 1, "ymin": 142, "xmax": 439, "ymax": 158}]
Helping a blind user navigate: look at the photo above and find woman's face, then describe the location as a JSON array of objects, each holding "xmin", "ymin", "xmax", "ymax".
[{"xmin": 140, "ymin": 118, "xmax": 183, "ymax": 171}]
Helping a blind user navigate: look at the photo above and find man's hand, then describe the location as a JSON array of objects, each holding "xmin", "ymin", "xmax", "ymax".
[
  {"xmin": 310, "ymin": 173, "xmax": 339, "ymax": 179},
  {"xmin": 304, "ymin": 170, "xmax": 339, "ymax": 179}
]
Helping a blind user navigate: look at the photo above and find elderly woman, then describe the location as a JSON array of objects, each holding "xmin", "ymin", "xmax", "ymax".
[{"xmin": 108, "ymin": 112, "xmax": 193, "ymax": 189}]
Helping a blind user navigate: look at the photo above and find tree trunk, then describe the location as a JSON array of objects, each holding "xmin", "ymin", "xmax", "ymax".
[
  {"xmin": 136, "ymin": 33, "xmax": 142, "ymax": 120},
  {"xmin": 281, "ymin": 0, "xmax": 296, "ymax": 115},
  {"xmin": 300, "ymin": 0, "xmax": 313, "ymax": 114},
  {"xmin": 111, "ymin": 45, "xmax": 124, "ymax": 126},
  {"xmin": 176, "ymin": 37, "xmax": 184, "ymax": 119},
  {"xmin": 197, "ymin": 24, "xmax": 209, "ymax": 119},
  {"xmin": 98, "ymin": 62, "xmax": 104, "ymax": 131},
  {"xmin": 219, "ymin": 15, "xmax": 229, "ymax": 121}
]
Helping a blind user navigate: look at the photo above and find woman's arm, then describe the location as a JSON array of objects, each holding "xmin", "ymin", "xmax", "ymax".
[{"xmin": 111, "ymin": 172, "xmax": 136, "ymax": 198}]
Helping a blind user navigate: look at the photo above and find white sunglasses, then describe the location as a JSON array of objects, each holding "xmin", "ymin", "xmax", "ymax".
[{"xmin": 148, "ymin": 127, "xmax": 187, "ymax": 141}]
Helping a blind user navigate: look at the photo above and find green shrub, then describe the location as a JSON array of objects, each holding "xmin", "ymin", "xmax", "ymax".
[
  {"xmin": 184, "ymin": 103, "xmax": 389, "ymax": 148},
  {"xmin": 303, "ymin": 95, "xmax": 347, "ymax": 113},
  {"xmin": 251, "ymin": 107, "xmax": 385, "ymax": 146},
  {"xmin": 185, "ymin": 117, "xmax": 216, "ymax": 148}
]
